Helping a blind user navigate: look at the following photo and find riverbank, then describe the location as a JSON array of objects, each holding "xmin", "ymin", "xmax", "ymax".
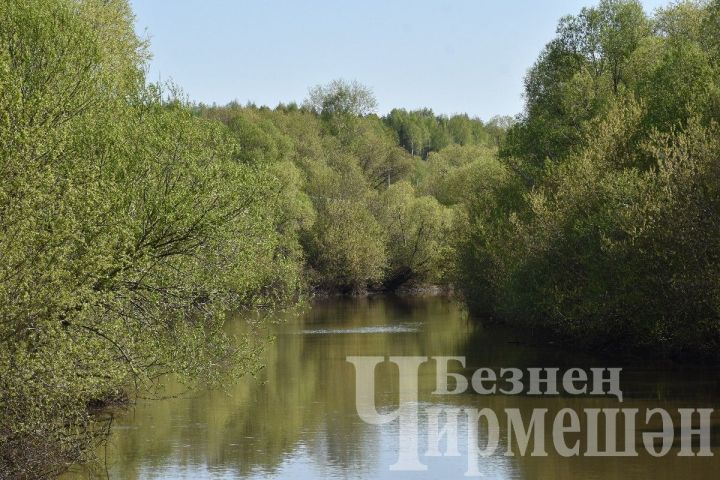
[{"xmin": 311, "ymin": 282, "xmax": 455, "ymax": 298}]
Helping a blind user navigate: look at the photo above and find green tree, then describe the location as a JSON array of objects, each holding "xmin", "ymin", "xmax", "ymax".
[
  {"xmin": 373, "ymin": 182, "xmax": 452, "ymax": 286},
  {"xmin": 0, "ymin": 1, "xmax": 304, "ymax": 475},
  {"xmin": 305, "ymin": 79, "xmax": 378, "ymax": 118}
]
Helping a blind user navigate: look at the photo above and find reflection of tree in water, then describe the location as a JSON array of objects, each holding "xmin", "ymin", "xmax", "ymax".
[
  {"xmin": 68, "ymin": 296, "xmax": 720, "ymax": 479},
  {"xmin": 444, "ymin": 318, "xmax": 720, "ymax": 480},
  {"xmin": 84, "ymin": 296, "xmax": 472, "ymax": 478}
]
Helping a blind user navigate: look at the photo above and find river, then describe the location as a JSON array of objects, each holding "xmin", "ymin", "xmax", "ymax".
[{"xmin": 64, "ymin": 296, "xmax": 720, "ymax": 479}]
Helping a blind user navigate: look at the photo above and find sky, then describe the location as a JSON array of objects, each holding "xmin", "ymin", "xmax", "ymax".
[{"xmin": 130, "ymin": 0, "xmax": 669, "ymax": 120}]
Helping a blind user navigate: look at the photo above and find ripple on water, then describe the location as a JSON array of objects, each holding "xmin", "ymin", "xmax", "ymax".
[{"xmin": 293, "ymin": 324, "xmax": 421, "ymax": 335}]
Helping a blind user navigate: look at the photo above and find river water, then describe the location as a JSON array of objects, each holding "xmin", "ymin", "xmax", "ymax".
[{"xmin": 65, "ymin": 296, "xmax": 720, "ymax": 479}]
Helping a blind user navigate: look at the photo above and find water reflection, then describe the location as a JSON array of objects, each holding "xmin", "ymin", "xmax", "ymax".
[{"xmin": 64, "ymin": 296, "xmax": 720, "ymax": 479}]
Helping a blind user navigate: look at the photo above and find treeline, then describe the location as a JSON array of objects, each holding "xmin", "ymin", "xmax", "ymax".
[
  {"xmin": 384, "ymin": 108, "xmax": 511, "ymax": 158},
  {"xmin": 454, "ymin": 0, "xmax": 720, "ymax": 359},
  {"xmin": 196, "ymin": 82, "xmax": 505, "ymax": 292}
]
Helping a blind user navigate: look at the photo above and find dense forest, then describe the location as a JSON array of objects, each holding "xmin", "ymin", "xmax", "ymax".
[
  {"xmin": 456, "ymin": 0, "xmax": 720, "ymax": 359},
  {"xmin": 195, "ymin": 91, "xmax": 508, "ymax": 293},
  {"xmin": 2, "ymin": 0, "xmax": 720, "ymax": 477}
]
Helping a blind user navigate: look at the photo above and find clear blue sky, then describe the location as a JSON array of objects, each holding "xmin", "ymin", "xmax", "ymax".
[{"xmin": 130, "ymin": 0, "xmax": 668, "ymax": 119}]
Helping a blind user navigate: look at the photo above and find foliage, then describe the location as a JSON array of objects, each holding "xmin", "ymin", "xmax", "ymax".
[
  {"xmin": 0, "ymin": 0, "xmax": 303, "ymax": 476},
  {"xmin": 373, "ymin": 182, "xmax": 453, "ymax": 286},
  {"xmin": 384, "ymin": 108, "xmax": 494, "ymax": 158},
  {"xmin": 457, "ymin": 0, "xmax": 720, "ymax": 360},
  {"xmin": 305, "ymin": 79, "xmax": 378, "ymax": 118},
  {"xmin": 418, "ymin": 144, "xmax": 499, "ymax": 205},
  {"xmin": 199, "ymin": 81, "xmax": 477, "ymax": 293}
]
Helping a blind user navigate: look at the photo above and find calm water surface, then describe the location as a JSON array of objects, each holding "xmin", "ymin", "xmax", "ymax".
[{"xmin": 65, "ymin": 296, "xmax": 720, "ymax": 479}]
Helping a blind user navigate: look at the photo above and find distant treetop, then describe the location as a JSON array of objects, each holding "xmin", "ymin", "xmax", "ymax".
[{"xmin": 305, "ymin": 79, "xmax": 378, "ymax": 117}]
